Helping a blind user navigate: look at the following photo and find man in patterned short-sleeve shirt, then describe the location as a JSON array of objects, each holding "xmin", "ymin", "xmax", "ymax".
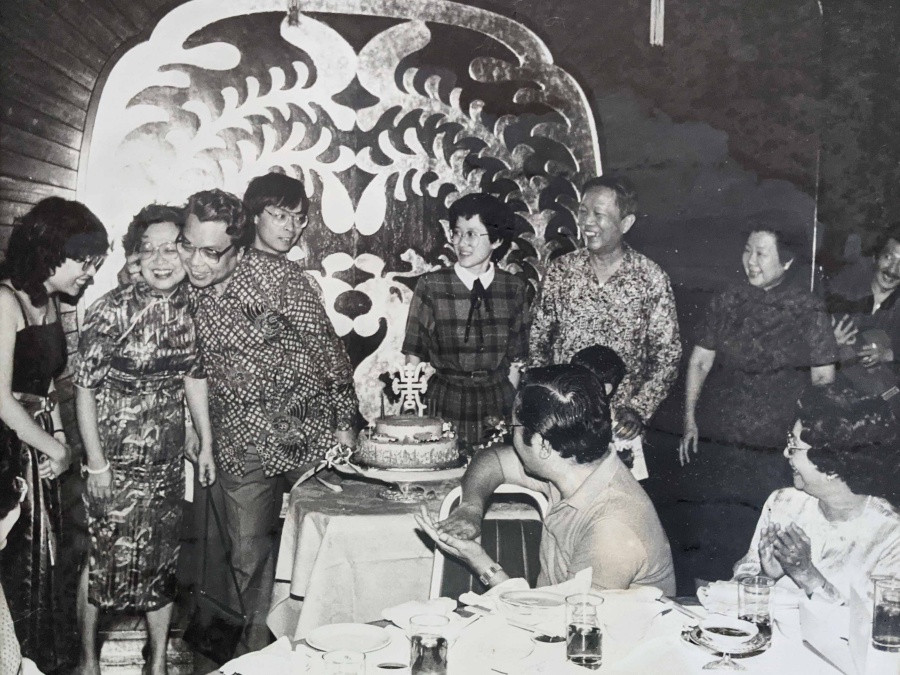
[
  {"xmin": 179, "ymin": 189, "xmax": 358, "ymax": 652},
  {"xmin": 529, "ymin": 175, "xmax": 681, "ymax": 439}
]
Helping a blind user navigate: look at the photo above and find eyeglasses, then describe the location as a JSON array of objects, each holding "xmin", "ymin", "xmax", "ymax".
[
  {"xmin": 451, "ymin": 231, "xmax": 490, "ymax": 244},
  {"xmin": 137, "ymin": 241, "xmax": 180, "ymax": 260},
  {"xmin": 784, "ymin": 432, "xmax": 806, "ymax": 457},
  {"xmin": 175, "ymin": 235, "xmax": 236, "ymax": 263},
  {"xmin": 264, "ymin": 206, "xmax": 308, "ymax": 229},
  {"xmin": 75, "ymin": 255, "xmax": 106, "ymax": 272},
  {"xmin": 13, "ymin": 476, "xmax": 27, "ymax": 504}
]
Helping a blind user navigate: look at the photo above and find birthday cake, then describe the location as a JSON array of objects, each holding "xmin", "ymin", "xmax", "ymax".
[{"xmin": 355, "ymin": 415, "xmax": 461, "ymax": 471}]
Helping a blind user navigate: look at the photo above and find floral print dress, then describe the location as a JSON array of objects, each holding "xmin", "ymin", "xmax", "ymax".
[{"xmin": 73, "ymin": 282, "xmax": 200, "ymax": 611}]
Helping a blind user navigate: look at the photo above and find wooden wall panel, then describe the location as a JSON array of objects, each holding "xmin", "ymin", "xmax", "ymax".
[
  {"xmin": 2, "ymin": 74, "xmax": 88, "ymax": 130},
  {"xmin": 0, "ymin": 98, "xmax": 84, "ymax": 150},
  {"xmin": 1, "ymin": 127, "xmax": 80, "ymax": 171},
  {"xmin": 0, "ymin": 151, "xmax": 79, "ymax": 191},
  {"xmin": 0, "ymin": 47, "xmax": 93, "ymax": 111}
]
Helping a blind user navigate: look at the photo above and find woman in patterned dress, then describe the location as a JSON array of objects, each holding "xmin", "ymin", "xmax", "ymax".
[
  {"xmin": 677, "ymin": 217, "xmax": 838, "ymax": 582},
  {"xmin": 74, "ymin": 205, "xmax": 215, "ymax": 675},
  {"xmin": 0, "ymin": 197, "xmax": 109, "ymax": 673},
  {"xmin": 403, "ymin": 193, "xmax": 529, "ymax": 450}
]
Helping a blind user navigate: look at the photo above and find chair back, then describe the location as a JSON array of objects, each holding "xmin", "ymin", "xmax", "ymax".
[{"xmin": 428, "ymin": 484, "xmax": 549, "ymax": 599}]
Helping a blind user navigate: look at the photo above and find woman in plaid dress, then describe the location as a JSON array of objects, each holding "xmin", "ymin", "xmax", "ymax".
[{"xmin": 403, "ymin": 193, "xmax": 529, "ymax": 450}]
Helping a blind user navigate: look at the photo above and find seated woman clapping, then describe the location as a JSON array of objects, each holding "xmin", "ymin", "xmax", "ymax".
[
  {"xmin": 732, "ymin": 384, "xmax": 900, "ymax": 604},
  {"xmin": 416, "ymin": 363, "xmax": 676, "ymax": 594}
]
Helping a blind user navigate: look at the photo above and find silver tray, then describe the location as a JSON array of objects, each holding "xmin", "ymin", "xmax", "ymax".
[{"xmin": 681, "ymin": 626, "xmax": 769, "ymax": 658}]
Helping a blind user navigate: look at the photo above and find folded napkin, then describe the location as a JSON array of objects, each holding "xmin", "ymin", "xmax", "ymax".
[
  {"xmin": 697, "ymin": 579, "xmax": 801, "ymax": 616},
  {"xmin": 219, "ymin": 636, "xmax": 309, "ymax": 675}
]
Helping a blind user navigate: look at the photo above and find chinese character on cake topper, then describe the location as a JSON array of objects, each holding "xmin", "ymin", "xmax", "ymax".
[{"xmin": 392, "ymin": 363, "xmax": 428, "ymax": 415}]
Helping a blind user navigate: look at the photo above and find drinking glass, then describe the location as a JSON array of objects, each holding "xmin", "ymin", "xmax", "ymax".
[
  {"xmin": 409, "ymin": 613, "xmax": 449, "ymax": 675},
  {"xmin": 322, "ymin": 649, "xmax": 365, "ymax": 675},
  {"xmin": 737, "ymin": 576, "xmax": 774, "ymax": 644},
  {"xmin": 872, "ymin": 576, "xmax": 900, "ymax": 652},
  {"xmin": 565, "ymin": 593, "xmax": 604, "ymax": 670}
]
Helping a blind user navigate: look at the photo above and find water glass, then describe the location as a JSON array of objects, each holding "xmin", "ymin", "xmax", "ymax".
[
  {"xmin": 409, "ymin": 613, "xmax": 449, "ymax": 675},
  {"xmin": 566, "ymin": 593, "xmax": 604, "ymax": 670},
  {"xmin": 322, "ymin": 649, "xmax": 365, "ymax": 675},
  {"xmin": 872, "ymin": 576, "xmax": 900, "ymax": 652},
  {"xmin": 737, "ymin": 576, "xmax": 774, "ymax": 643}
]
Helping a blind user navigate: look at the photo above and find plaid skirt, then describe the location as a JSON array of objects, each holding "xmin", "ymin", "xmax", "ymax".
[{"xmin": 425, "ymin": 372, "xmax": 515, "ymax": 450}]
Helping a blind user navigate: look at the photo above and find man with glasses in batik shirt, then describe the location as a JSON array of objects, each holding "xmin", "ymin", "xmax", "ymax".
[{"xmin": 178, "ymin": 188, "xmax": 358, "ymax": 653}]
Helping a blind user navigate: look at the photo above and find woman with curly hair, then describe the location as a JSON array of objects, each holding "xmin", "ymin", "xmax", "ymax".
[
  {"xmin": 73, "ymin": 204, "xmax": 215, "ymax": 675},
  {"xmin": 0, "ymin": 197, "xmax": 108, "ymax": 672},
  {"xmin": 733, "ymin": 384, "xmax": 900, "ymax": 604},
  {"xmin": 416, "ymin": 363, "xmax": 675, "ymax": 594}
]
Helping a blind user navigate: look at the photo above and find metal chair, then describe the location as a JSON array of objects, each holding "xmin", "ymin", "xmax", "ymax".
[{"xmin": 428, "ymin": 484, "xmax": 550, "ymax": 599}]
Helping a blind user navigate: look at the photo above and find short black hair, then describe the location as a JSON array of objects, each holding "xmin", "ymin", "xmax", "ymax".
[
  {"xmin": 514, "ymin": 364, "xmax": 612, "ymax": 464},
  {"xmin": 243, "ymin": 172, "xmax": 309, "ymax": 220},
  {"xmin": 122, "ymin": 204, "xmax": 185, "ymax": 255},
  {"xmin": 581, "ymin": 174, "xmax": 637, "ymax": 219},
  {"xmin": 873, "ymin": 221, "xmax": 900, "ymax": 257},
  {"xmin": 743, "ymin": 211, "xmax": 803, "ymax": 265},
  {"xmin": 447, "ymin": 192, "xmax": 516, "ymax": 262},
  {"xmin": 0, "ymin": 197, "xmax": 109, "ymax": 307},
  {"xmin": 185, "ymin": 189, "xmax": 249, "ymax": 246},
  {"xmin": 797, "ymin": 383, "xmax": 899, "ymax": 508},
  {"xmin": 571, "ymin": 345, "xmax": 626, "ymax": 397}
]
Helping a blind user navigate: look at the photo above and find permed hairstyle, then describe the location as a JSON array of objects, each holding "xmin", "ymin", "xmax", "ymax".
[
  {"xmin": 121, "ymin": 204, "xmax": 185, "ymax": 256},
  {"xmin": 243, "ymin": 172, "xmax": 309, "ymax": 220},
  {"xmin": 0, "ymin": 197, "xmax": 109, "ymax": 307},
  {"xmin": 447, "ymin": 192, "xmax": 517, "ymax": 262},
  {"xmin": 571, "ymin": 345, "xmax": 627, "ymax": 398},
  {"xmin": 743, "ymin": 211, "xmax": 803, "ymax": 265},
  {"xmin": 514, "ymin": 364, "xmax": 613, "ymax": 464},
  {"xmin": 797, "ymin": 383, "xmax": 900, "ymax": 508},
  {"xmin": 185, "ymin": 189, "xmax": 250, "ymax": 247},
  {"xmin": 581, "ymin": 174, "xmax": 638, "ymax": 219}
]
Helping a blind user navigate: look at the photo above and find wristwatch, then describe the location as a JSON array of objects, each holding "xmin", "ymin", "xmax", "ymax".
[{"xmin": 478, "ymin": 562, "xmax": 504, "ymax": 587}]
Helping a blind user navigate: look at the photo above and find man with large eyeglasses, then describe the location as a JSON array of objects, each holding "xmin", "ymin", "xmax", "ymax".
[
  {"xmin": 179, "ymin": 188, "xmax": 358, "ymax": 653},
  {"xmin": 243, "ymin": 172, "xmax": 310, "ymax": 259}
]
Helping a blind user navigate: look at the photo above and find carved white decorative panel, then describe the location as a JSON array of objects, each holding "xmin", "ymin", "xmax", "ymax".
[{"xmin": 79, "ymin": 0, "xmax": 601, "ymax": 420}]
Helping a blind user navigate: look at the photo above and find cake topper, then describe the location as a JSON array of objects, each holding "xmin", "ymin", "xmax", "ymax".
[{"xmin": 392, "ymin": 363, "xmax": 429, "ymax": 415}]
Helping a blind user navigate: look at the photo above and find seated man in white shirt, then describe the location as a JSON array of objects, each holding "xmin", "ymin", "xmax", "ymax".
[{"xmin": 416, "ymin": 363, "xmax": 675, "ymax": 594}]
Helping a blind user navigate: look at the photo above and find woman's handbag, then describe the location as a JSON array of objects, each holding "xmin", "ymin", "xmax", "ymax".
[{"xmin": 183, "ymin": 487, "xmax": 247, "ymax": 664}]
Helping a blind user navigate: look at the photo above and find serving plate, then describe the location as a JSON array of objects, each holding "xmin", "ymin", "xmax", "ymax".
[
  {"xmin": 682, "ymin": 626, "xmax": 769, "ymax": 658},
  {"xmin": 306, "ymin": 623, "xmax": 390, "ymax": 653}
]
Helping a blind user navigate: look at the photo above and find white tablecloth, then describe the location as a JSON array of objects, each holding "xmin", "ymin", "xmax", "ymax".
[
  {"xmin": 267, "ymin": 476, "xmax": 454, "ymax": 640},
  {"xmin": 234, "ymin": 593, "xmax": 860, "ymax": 674}
]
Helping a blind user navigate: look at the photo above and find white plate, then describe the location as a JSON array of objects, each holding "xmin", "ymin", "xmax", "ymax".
[
  {"xmin": 458, "ymin": 623, "xmax": 535, "ymax": 662},
  {"xmin": 499, "ymin": 590, "xmax": 565, "ymax": 609},
  {"xmin": 305, "ymin": 623, "xmax": 391, "ymax": 653}
]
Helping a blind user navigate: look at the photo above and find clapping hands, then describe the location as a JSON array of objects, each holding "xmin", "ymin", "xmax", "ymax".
[{"xmin": 763, "ymin": 522, "xmax": 826, "ymax": 595}]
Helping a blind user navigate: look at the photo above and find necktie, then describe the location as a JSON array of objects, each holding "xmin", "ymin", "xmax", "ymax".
[{"xmin": 464, "ymin": 278, "xmax": 491, "ymax": 343}]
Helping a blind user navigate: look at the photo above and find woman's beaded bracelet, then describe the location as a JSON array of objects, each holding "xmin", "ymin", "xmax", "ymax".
[{"xmin": 84, "ymin": 461, "xmax": 111, "ymax": 475}]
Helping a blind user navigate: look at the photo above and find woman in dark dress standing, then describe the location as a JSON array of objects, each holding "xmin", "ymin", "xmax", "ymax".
[
  {"xmin": 677, "ymin": 216, "xmax": 838, "ymax": 583},
  {"xmin": 0, "ymin": 197, "xmax": 109, "ymax": 672}
]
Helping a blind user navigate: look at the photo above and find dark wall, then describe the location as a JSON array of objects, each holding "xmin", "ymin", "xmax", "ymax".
[{"xmin": 3, "ymin": 1, "xmax": 897, "ymax": 252}]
